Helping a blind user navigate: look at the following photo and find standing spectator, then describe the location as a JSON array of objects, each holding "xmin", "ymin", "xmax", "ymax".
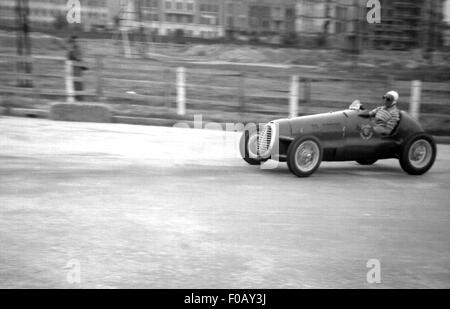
[{"xmin": 67, "ymin": 36, "xmax": 86, "ymax": 101}]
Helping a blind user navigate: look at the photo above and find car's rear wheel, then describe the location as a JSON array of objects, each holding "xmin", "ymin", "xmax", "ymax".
[
  {"xmin": 287, "ymin": 136, "xmax": 323, "ymax": 177},
  {"xmin": 239, "ymin": 128, "xmax": 261, "ymax": 165},
  {"xmin": 356, "ymin": 158, "xmax": 378, "ymax": 165},
  {"xmin": 399, "ymin": 133, "xmax": 436, "ymax": 175}
]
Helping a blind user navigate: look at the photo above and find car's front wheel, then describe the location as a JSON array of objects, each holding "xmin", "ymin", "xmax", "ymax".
[
  {"xmin": 239, "ymin": 128, "xmax": 261, "ymax": 165},
  {"xmin": 287, "ymin": 136, "xmax": 323, "ymax": 177},
  {"xmin": 399, "ymin": 133, "xmax": 436, "ymax": 175}
]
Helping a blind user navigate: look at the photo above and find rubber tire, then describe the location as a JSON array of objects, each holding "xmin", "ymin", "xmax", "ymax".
[
  {"xmin": 239, "ymin": 128, "xmax": 261, "ymax": 165},
  {"xmin": 287, "ymin": 136, "xmax": 323, "ymax": 177},
  {"xmin": 356, "ymin": 159, "xmax": 378, "ymax": 165},
  {"xmin": 399, "ymin": 133, "xmax": 436, "ymax": 175}
]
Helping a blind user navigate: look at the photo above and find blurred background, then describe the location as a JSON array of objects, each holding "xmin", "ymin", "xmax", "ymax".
[
  {"xmin": 1, "ymin": 1, "xmax": 450, "ymax": 290},
  {"xmin": 0, "ymin": 0, "xmax": 449, "ymax": 134}
]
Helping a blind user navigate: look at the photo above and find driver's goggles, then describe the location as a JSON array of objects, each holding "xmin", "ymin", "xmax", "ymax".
[{"xmin": 383, "ymin": 95, "xmax": 394, "ymax": 102}]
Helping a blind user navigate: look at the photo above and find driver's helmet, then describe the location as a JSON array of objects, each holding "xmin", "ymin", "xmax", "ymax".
[{"xmin": 383, "ymin": 91, "xmax": 399, "ymax": 105}]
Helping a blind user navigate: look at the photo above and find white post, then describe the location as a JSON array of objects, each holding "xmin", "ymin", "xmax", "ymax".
[
  {"xmin": 121, "ymin": 30, "xmax": 132, "ymax": 58},
  {"xmin": 289, "ymin": 75, "xmax": 299, "ymax": 118},
  {"xmin": 65, "ymin": 60, "xmax": 75, "ymax": 104},
  {"xmin": 410, "ymin": 80, "xmax": 422, "ymax": 120},
  {"xmin": 176, "ymin": 67, "xmax": 186, "ymax": 116}
]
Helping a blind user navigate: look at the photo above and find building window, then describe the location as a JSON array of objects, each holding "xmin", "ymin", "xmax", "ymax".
[
  {"xmin": 166, "ymin": 14, "xmax": 174, "ymax": 22},
  {"xmin": 200, "ymin": 15, "xmax": 218, "ymax": 25},
  {"xmin": 187, "ymin": 1, "xmax": 194, "ymax": 11},
  {"xmin": 227, "ymin": 16, "xmax": 234, "ymax": 27},
  {"xmin": 165, "ymin": 1, "xmax": 172, "ymax": 9},
  {"xmin": 200, "ymin": 16, "xmax": 210, "ymax": 25},
  {"xmin": 176, "ymin": 1, "xmax": 183, "ymax": 10},
  {"xmin": 335, "ymin": 21, "xmax": 347, "ymax": 34},
  {"xmin": 200, "ymin": 3, "xmax": 218, "ymax": 13},
  {"xmin": 336, "ymin": 6, "xmax": 348, "ymax": 20},
  {"xmin": 273, "ymin": 7, "xmax": 282, "ymax": 19},
  {"xmin": 227, "ymin": 3, "xmax": 233, "ymax": 13},
  {"xmin": 335, "ymin": 6, "xmax": 348, "ymax": 34},
  {"xmin": 146, "ymin": 0, "xmax": 159, "ymax": 8},
  {"xmin": 150, "ymin": 13, "xmax": 159, "ymax": 21}
]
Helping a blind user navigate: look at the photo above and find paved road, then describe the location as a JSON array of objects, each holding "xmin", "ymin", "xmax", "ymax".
[{"xmin": 0, "ymin": 117, "xmax": 449, "ymax": 288}]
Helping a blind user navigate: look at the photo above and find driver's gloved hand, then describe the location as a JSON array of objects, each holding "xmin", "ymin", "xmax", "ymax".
[{"xmin": 358, "ymin": 112, "xmax": 371, "ymax": 118}]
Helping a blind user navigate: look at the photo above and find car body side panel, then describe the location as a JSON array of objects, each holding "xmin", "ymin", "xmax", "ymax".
[
  {"xmin": 343, "ymin": 110, "xmax": 392, "ymax": 161},
  {"xmin": 343, "ymin": 110, "xmax": 425, "ymax": 161},
  {"xmin": 291, "ymin": 111, "xmax": 347, "ymax": 161},
  {"xmin": 271, "ymin": 110, "xmax": 425, "ymax": 162},
  {"xmin": 393, "ymin": 111, "xmax": 425, "ymax": 141}
]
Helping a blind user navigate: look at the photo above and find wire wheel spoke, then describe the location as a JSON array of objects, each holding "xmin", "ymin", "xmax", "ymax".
[
  {"xmin": 408, "ymin": 139, "xmax": 432, "ymax": 169},
  {"xmin": 295, "ymin": 141, "xmax": 319, "ymax": 172}
]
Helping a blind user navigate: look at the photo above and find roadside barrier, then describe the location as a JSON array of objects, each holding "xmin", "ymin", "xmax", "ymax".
[{"xmin": 0, "ymin": 53, "xmax": 448, "ymax": 124}]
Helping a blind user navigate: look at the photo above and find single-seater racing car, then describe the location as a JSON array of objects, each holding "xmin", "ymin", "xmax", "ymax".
[{"xmin": 240, "ymin": 101, "xmax": 437, "ymax": 177}]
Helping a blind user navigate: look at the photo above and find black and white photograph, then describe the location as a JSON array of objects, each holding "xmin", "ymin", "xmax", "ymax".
[{"xmin": 0, "ymin": 0, "xmax": 449, "ymax": 292}]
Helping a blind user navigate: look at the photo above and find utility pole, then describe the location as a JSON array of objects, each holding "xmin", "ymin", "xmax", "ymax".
[
  {"xmin": 136, "ymin": 0, "xmax": 146, "ymax": 55},
  {"xmin": 352, "ymin": 0, "xmax": 361, "ymax": 68},
  {"xmin": 15, "ymin": 0, "xmax": 33, "ymax": 87},
  {"xmin": 422, "ymin": 0, "xmax": 434, "ymax": 64},
  {"xmin": 323, "ymin": 0, "xmax": 332, "ymax": 47},
  {"xmin": 431, "ymin": 0, "xmax": 442, "ymax": 53},
  {"xmin": 426, "ymin": 0, "xmax": 441, "ymax": 65},
  {"xmin": 355, "ymin": 0, "xmax": 361, "ymax": 52},
  {"xmin": 116, "ymin": 0, "xmax": 132, "ymax": 58}
]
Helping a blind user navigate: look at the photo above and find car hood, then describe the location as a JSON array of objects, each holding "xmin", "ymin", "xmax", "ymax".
[
  {"xmin": 268, "ymin": 118, "xmax": 293, "ymax": 138},
  {"xmin": 269, "ymin": 111, "xmax": 347, "ymax": 137}
]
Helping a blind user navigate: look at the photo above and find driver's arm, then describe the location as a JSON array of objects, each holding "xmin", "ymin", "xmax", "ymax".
[
  {"xmin": 359, "ymin": 107, "xmax": 379, "ymax": 117},
  {"xmin": 369, "ymin": 107, "xmax": 380, "ymax": 117},
  {"xmin": 358, "ymin": 110, "xmax": 371, "ymax": 118}
]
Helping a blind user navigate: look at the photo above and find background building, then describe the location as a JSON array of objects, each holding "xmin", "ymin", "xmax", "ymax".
[
  {"xmin": 246, "ymin": 0, "xmax": 296, "ymax": 34},
  {"xmin": 1, "ymin": 0, "xmax": 447, "ymax": 50},
  {"xmin": 121, "ymin": 0, "xmax": 297, "ymax": 40},
  {"xmin": 295, "ymin": 0, "xmax": 364, "ymax": 48},
  {"xmin": 124, "ymin": 0, "xmax": 224, "ymax": 39},
  {"xmin": 112, "ymin": 0, "xmax": 450, "ymax": 47},
  {"xmin": 221, "ymin": 0, "xmax": 296, "ymax": 42},
  {"xmin": 363, "ymin": 0, "xmax": 446, "ymax": 50},
  {"xmin": 294, "ymin": 0, "xmax": 447, "ymax": 50},
  {"xmin": 0, "ymin": 0, "xmax": 112, "ymax": 30},
  {"xmin": 223, "ymin": 0, "xmax": 249, "ymax": 37}
]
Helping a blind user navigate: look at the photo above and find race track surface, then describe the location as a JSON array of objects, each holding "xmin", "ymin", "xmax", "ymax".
[{"xmin": 0, "ymin": 117, "xmax": 449, "ymax": 288}]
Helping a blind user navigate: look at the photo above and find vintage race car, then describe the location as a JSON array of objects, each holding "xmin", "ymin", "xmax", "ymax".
[{"xmin": 240, "ymin": 101, "xmax": 437, "ymax": 177}]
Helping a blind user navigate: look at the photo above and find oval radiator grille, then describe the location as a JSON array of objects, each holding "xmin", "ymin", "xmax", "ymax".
[{"xmin": 258, "ymin": 125, "xmax": 272, "ymax": 155}]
